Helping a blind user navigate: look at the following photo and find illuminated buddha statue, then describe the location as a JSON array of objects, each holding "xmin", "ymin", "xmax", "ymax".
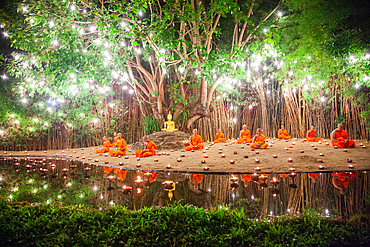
[{"xmin": 162, "ymin": 112, "xmax": 177, "ymax": 132}]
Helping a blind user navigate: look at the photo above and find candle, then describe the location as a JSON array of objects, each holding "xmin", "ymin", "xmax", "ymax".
[
  {"xmin": 285, "ymin": 148, "xmax": 288, "ymax": 150},
  {"xmin": 125, "ymin": 156, "xmax": 129, "ymax": 159},
  {"xmin": 154, "ymin": 159, "xmax": 158, "ymax": 162},
  {"xmin": 313, "ymin": 147, "xmax": 318, "ymax": 150},
  {"xmin": 255, "ymin": 167, "xmax": 261, "ymax": 171},
  {"xmin": 95, "ymin": 159, "xmax": 99, "ymax": 162},
  {"xmin": 88, "ymin": 158, "xmax": 92, "ymax": 160},
  {"xmin": 318, "ymin": 141, "xmax": 322, "ymax": 144},
  {"xmin": 44, "ymin": 151, "xmax": 47, "ymax": 153},
  {"xmin": 251, "ymin": 148, "xmax": 255, "ymax": 151},
  {"xmin": 289, "ymin": 145, "xmax": 293, "ymax": 148},
  {"xmin": 334, "ymin": 146, "xmax": 338, "ymax": 149},
  {"xmin": 181, "ymin": 149, "xmax": 185, "ymax": 152},
  {"xmin": 205, "ymin": 147, "xmax": 209, "ymax": 150},
  {"xmin": 241, "ymin": 146, "xmax": 244, "ymax": 149},
  {"xmin": 317, "ymin": 159, "xmax": 323, "ymax": 163},
  {"xmin": 201, "ymin": 160, "xmax": 206, "ymax": 164},
  {"xmin": 181, "ymin": 154, "xmax": 185, "ymax": 157},
  {"xmin": 219, "ymin": 148, "xmax": 223, "ymax": 150},
  {"xmin": 346, "ymin": 159, "xmax": 352, "ymax": 163},
  {"xmin": 162, "ymin": 152, "xmax": 166, "ymax": 155},
  {"xmin": 119, "ymin": 162, "xmax": 123, "ymax": 165},
  {"xmin": 288, "ymin": 158, "xmax": 293, "ymax": 162},
  {"xmin": 204, "ymin": 155, "xmax": 208, "ymax": 158},
  {"xmin": 56, "ymin": 154, "xmax": 59, "ymax": 156},
  {"xmin": 362, "ymin": 146, "xmax": 366, "ymax": 148},
  {"xmin": 219, "ymin": 151, "xmax": 222, "ymax": 154},
  {"xmin": 82, "ymin": 156, "xmax": 85, "ymax": 159},
  {"xmin": 171, "ymin": 150, "xmax": 174, "ymax": 152},
  {"xmin": 73, "ymin": 151, "xmax": 76, "ymax": 153},
  {"xmin": 344, "ymin": 149, "xmax": 347, "ymax": 152},
  {"xmin": 191, "ymin": 150, "xmax": 195, "ymax": 152},
  {"xmin": 271, "ymin": 141, "xmax": 275, "ymax": 144},
  {"xmin": 300, "ymin": 150, "xmax": 304, "ymax": 153},
  {"xmin": 292, "ymin": 142, "xmax": 295, "ymax": 145},
  {"xmin": 230, "ymin": 160, "xmax": 235, "ymax": 164},
  {"xmin": 318, "ymin": 165, "xmax": 325, "ymax": 169},
  {"xmin": 166, "ymin": 153, "xmax": 170, "ymax": 156},
  {"xmin": 203, "ymin": 150, "xmax": 206, "ymax": 153},
  {"xmin": 70, "ymin": 155, "xmax": 73, "ymax": 157},
  {"xmin": 326, "ymin": 143, "xmax": 329, "ymax": 145},
  {"xmin": 105, "ymin": 161, "xmax": 109, "ymax": 164},
  {"xmin": 360, "ymin": 143, "xmax": 363, "ymax": 146},
  {"xmin": 311, "ymin": 144, "xmax": 314, "ymax": 147},
  {"xmin": 256, "ymin": 151, "xmax": 259, "ymax": 154},
  {"xmin": 221, "ymin": 154, "xmax": 226, "ymax": 158},
  {"xmin": 177, "ymin": 159, "xmax": 181, "ymax": 162},
  {"xmin": 319, "ymin": 153, "xmax": 324, "ymax": 156},
  {"xmin": 273, "ymin": 155, "xmax": 277, "ymax": 158},
  {"xmin": 225, "ymin": 143, "xmax": 228, "ymax": 146},
  {"xmin": 348, "ymin": 164, "xmax": 354, "ymax": 169},
  {"xmin": 137, "ymin": 158, "xmax": 140, "ymax": 161},
  {"xmin": 203, "ymin": 167, "xmax": 209, "ymax": 171},
  {"xmin": 166, "ymin": 164, "xmax": 172, "ymax": 169},
  {"xmin": 136, "ymin": 164, "xmax": 141, "ymax": 167},
  {"xmin": 244, "ymin": 155, "xmax": 249, "ymax": 158},
  {"xmin": 234, "ymin": 151, "xmax": 237, "ymax": 154},
  {"xmin": 98, "ymin": 153, "xmax": 102, "ymax": 156}
]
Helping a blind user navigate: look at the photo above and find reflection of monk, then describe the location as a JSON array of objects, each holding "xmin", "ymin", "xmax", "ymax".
[
  {"xmin": 103, "ymin": 166, "xmax": 127, "ymax": 181},
  {"xmin": 250, "ymin": 128, "xmax": 268, "ymax": 149},
  {"xmin": 236, "ymin": 125, "xmax": 252, "ymax": 144},
  {"xmin": 144, "ymin": 171, "xmax": 157, "ymax": 183},
  {"xmin": 279, "ymin": 174, "xmax": 289, "ymax": 181},
  {"xmin": 308, "ymin": 173, "xmax": 318, "ymax": 183},
  {"xmin": 214, "ymin": 129, "xmax": 226, "ymax": 143},
  {"xmin": 332, "ymin": 171, "xmax": 357, "ymax": 194},
  {"xmin": 108, "ymin": 133, "xmax": 127, "ymax": 157},
  {"xmin": 95, "ymin": 136, "xmax": 113, "ymax": 154},
  {"xmin": 307, "ymin": 126, "xmax": 322, "ymax": 142},
  {"xmin": 331, "ymin": 123, "xmax": 356, "ymax": 148},
  {"xmin": 191, "ymin": 174, "xmax": 204, "ymax": 190},
  {"xmin": 185, "ymin": 129, "xmax": 204, "ymax": 151},
  {"xmin": 242, "ymin": 174, "xmax": 252, "ymax": 187},
  {"xmin": 278, "ymin": 125, "xmax": 291, "ymax": 139},
  {"xmin": 162, "ymin": 112, "xmax": 177, "ymax": 132},
  {"xmin": 135, "ymin": 136, "xmax": 157, "ymax": 158}
]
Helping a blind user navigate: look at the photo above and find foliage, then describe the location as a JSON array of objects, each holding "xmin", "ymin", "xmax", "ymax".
[
  {"xmin": 0, "ymin": 199, "xmax": 369, "ymax": 246},
  {"xmin": 142, "ymin": 114, "xmax": 160, "ymax": 135}
]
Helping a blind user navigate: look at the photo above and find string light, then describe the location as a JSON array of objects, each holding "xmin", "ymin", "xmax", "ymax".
[{"xmin": 49, "ymin": 21, "xmax": 55, "ymax": 28}]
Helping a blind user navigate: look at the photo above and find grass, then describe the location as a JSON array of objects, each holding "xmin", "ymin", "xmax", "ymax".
[{"xmin": 0, "ymin": 199, "xmax": 369, "ymax": 246}]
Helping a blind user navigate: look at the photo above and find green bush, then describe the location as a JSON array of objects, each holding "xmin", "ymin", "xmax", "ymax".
[{"xmin": 0, "ymin": 199, "xmax": 369, "ymax": 246}]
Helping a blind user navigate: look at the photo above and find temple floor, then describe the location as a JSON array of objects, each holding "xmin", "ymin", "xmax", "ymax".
[{"xmin": 1, "ymin": 138, "xmax": 369, "ymax": 173}]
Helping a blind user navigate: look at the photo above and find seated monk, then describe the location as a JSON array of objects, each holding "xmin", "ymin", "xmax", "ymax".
[
  {"xmin": 108, "ymin": 133, "xmax": 127, "ymax": 157},
  {"xmin": 278, "ymin": 125, "xmax": 291, "ymax": 139},
  {"xmin": 191, "ymin": 174, "xmax": 204, "ymax": 190},
  {"xmin": 95, "ymin": 136, "xmax": 113, "ymax": 154},
  {"xmin": 135, "ymin": 136, "xmax": 157, "ymax": 158},
  {"xmin": 214, "ymin": 129, "xmax": 227, "ymax": 143},
  {"xmin": 307, "ymin": 126, "xmax": 322, "ymax": 142},
  {"xmin": 113, "ymin": 132, "xmax": 119, "ymax": 147},
  {"xmin": 250, "ymin": 128, "xmax": 268, "ymax": 149},
  {"xmin": 332, "ymin": 171, "xmax": 357, "ymax": 194},
  {"xmin": 331, "ymin": 123, "xmax": 356, "ymax": 148},
  {"xmin": 236, "ymin": 125, "xmax": 252, "ymax": 144},
  {"xmin": 185, "ymin": 129, "xmax": 204, "ymax": 151}
]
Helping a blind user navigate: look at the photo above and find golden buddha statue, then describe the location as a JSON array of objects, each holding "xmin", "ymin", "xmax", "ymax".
[{"xmin": 162, "ymin": 112, "xmax": 177, "ymax": 132}]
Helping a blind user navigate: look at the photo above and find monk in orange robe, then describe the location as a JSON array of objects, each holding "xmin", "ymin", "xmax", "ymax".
[
  {"xmin": 113, "ymin": 132, "xmax": 119, "ymax": 147},
  {"xmin": 250, "ymin": 128, "xmax": 268, "ymax": 149},
  {"xmin": 308, "ymin": 173, "xmax": 318, "ymax": 183},
  {"xmin": 214, "ymin": 129, "xmax": 227, "ymax": 143},
  {"xmin": 185, "ymin": 129, "xmax": 204, "ymax": 151},
  {"xmin": 236, "ymin": 125, "xmax": 252, "ymax": 144},
  {"xmin": 108, "ymin": 133, "xmax": 127, "ymax": 157},
  {"xmin": 144, "ymin": 171, "xmax": 157, "ymax": 183},
  {"xmin": 307, "ymin": 126, "xmax": 322, "ymax": 142},
  {"xmin": 135, "ymin": 136, "xmax": 157, "ymax": 158},
  {"xmin": 191, "ymin": 174, "xmax": 204, "ymax": 189},
  {"xmin": 278, "ymin": 125, "xmax": 291, "ymax": 139},
  {"xmin": 332, "ymin": 171, "xmax": 357, "ymax": 194},
  {"xmin": 103, "ymin": 166, "xmax": 127, "ymax": 181},
  {"xmin": 95, "ymin": 136, "xmax": 113, "ymax": 154},
  {"xmin": 331, "ymin": 123, "xmax": 356, "ymax": 148}
]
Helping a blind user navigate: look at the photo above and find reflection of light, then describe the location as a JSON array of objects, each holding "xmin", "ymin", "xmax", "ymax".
[
  {"xmin": 287, "ymin": 208, "xmax": 290, "ymax": 212},
  {"xmin": 47, "ymin": 200, "xmax": 50, "ymax": 204},
  {"xmin": 33, "ymin": 189, "xmax": 37, "ymax": 193},
  {"xmin": 137, "ymin": 188, "xmax": 142, "ymax": 194},
  {"xmin": 135, "ymin": 176, "xmax": 143, "ymax": 183},
  {"xmin": 251, "ymin": 195, "xmax": 254, "ymax": 200},
  {"xmin": 325, "ymin": 209, "xmax": 329, "ymax": 214},
  {"xmin": 100, "ymin": 195, "xmax": 103, "ymax": 199},
  {"xmin": 208, "ymin": 188, "xmax": 211, "ymax": 192}
]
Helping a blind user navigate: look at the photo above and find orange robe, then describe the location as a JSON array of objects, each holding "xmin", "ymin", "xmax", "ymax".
[
  {"xmin": 135, "ymin": 141, "xmax": 157, "ymax": 158},
  {"xmin": 332, "ymin": 172, "xmax": 357, "ymax": 188},
  {"xmin": 113, "ymin": 137, "xmax": 119, "ymax": 147},
  {"xmin": 236, "ymin": 129, "xmax": 252, "ymax": 144},
  {"xmin": 214, "ymin": 132, "xmax": 226, "ymax": 143},
  {"xmin": 331, "ymin": 130, "xmax": 355, "ymax": 148},
  {"xmin": 95, "ymin": 140, "xmax": 113, "ymax": 154},
  {"xmin": 309, "ymin": 173, "xmax": 318, "ymax": 179},
  {"xmin": 144, "ymin": 171, "xmax": 157, "ymax": 183},
  {"xmin": 278, "ymin": 129, "xmax": 291, "ymax": 139},
  {"xmin": 185, "ymin": 135, "xmax": 204, "ymax": 151},
  {"xmin": 191, "ymin": 174, "xmax": 204, "ymax": 184},
  {"xmin": 307, "ymin": 130, "xmax": 322, "ymax": 142},
  {"xmin": 109, "ymin": 139, "xmax": 127, "ymax": 157},
  {"xmin": 250, "ymin": 134, "xmax": 268, "ymax": 149},
  {"xmin": 104, "ymin": 166, "xmax": 127, "ymax": 181}
]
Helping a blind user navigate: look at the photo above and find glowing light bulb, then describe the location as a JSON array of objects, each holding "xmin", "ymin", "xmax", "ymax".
[
  {"xmin": 277, "ymin": 11, "xmax": 282, "ymax": 17},
  {"xmin": 20, "ymin": 98, "xmax": 27, "ymax": 104},
  {"xmin": 90, "ymin": 25, "xmax": 96, "ymax": 32},
  {"xmin": 70, "ymin": 5, "xmax": 76, "ymax": 11},
  {"xmin": 92, "ymin": 118, "xmax": 99, "ymax": 124},
  {"xmin": 320, "ymin": 97, "xmax": 326, "ymax": 102},
  {"xmin": 14, "ymin": 120, "xmax": 20, "ymax": 124},
  {"xmin": 249, "ymin": 105, "xmax": 253, "ymax": 109},
  {"xmin": 49, "ymin": 21, "xmax": 55, "ymax": 28},
  {"xmin": 93, "ymin": 186, "xmax": 98, "ymax": 191}
]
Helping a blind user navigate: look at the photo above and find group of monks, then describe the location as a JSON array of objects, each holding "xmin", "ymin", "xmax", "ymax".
[{"xmin": 95, "ymin": 123, "xmax": 356, "ymax": 159}]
